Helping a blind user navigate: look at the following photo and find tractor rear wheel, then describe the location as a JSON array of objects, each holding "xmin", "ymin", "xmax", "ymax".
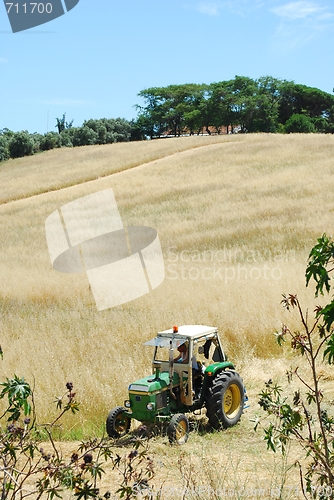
[
  {"xmin": 106, "ymin": 406, "xmax": 130, "ymax": 438},
  {"xmin": 167, "ymin": 413, "xmax": 189, "ymax": 444},
  {"xmin": 206, "ymin": 370, "xmax": 244, "ymax": 429}
]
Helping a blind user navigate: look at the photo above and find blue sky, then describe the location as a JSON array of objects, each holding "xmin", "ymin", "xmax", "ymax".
[{"xmin": 1, "ymin": 0, "xmax": 334, "ymax": 134}]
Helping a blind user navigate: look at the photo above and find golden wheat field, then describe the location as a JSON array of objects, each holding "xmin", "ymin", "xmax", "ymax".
[{"xmin": 1, "ymin": 133, "xmax": 334, "ymax": 497}]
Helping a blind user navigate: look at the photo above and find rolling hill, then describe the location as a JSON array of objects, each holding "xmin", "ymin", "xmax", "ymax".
[{"xmin": 1, "ymin": 132, "xmax": 333, "ymax": 429}]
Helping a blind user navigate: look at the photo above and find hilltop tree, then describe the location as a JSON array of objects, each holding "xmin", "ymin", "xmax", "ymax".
[
  {"xmin": 229, "ymin": 75, "xmax": 258, "ymax": 132},
  {"xmin": 251, "ymin": 76, "xmax": 281, "ymax": 133},
  {"xmin": 278, "ymin": 82, "xmax": 334, "ymax": 126},
  {"xmin": 209, "ymin": 80, "xmax": 239, "ymax": 133},
  {"xmin": 136, "ymin": 87, "xmax": 169, "ymax": 138},
  {"xmin": 137, "ymin": 84, "xmax": 207, "ymax": 137},
  {"xmin": 55, "ymin": 113, "xmax": 74, "ymax": 133}
]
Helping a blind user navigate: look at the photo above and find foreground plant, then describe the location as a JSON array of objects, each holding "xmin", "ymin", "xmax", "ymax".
[
  {"xmin": 0, "ymin": 376, "xmax": 155, "ymax": 499},
  {"xmin": 256, "ymin": 234, "xmax": 334, "ymax": 499}
]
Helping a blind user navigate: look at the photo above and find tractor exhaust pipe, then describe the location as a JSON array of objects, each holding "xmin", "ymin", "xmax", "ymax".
[{"xmin": 153, "ymin": 361, "xmax": 161, "ymax": 380}]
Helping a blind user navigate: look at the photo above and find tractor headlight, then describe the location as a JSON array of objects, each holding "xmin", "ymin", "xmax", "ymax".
[
  {"xmin": 146, "ymin": 402, "xmax": 155, "ymax": 411},
  {"xmin": 124, "ymin": 400, "xmax": 131, "ymax": 408}
]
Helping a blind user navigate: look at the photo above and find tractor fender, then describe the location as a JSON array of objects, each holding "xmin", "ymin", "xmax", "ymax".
[
  {"xmin": 204, "ymin": 361, "xmax": 235, "ymax": 377},
  {"xmin": 199, "ymin": 362, "xmax": 235, "ymax": 403}
]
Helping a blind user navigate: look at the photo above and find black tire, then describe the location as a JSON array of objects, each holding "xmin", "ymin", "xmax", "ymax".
[
  {"xmin": 106, "ymin": 406, "xmax": 130, "ymax": 438},
  {"xmin": 167, "ymin": 413, "xmax": 189, "ymax": 445},
  {"xmin": 206, "ymin": 370, "xmax": 244, "ymax": 429}
]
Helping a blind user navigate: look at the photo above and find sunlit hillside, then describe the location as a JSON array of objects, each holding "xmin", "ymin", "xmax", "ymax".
[{"xmin": 1, "ymin": 133, "xmax": 334, "ymax": 434}]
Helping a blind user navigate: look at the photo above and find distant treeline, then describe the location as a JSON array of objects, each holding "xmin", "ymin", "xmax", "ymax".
[
  {"xmin": 1, "ymin": 76, "xmax": 334, "ymax": 163},
  {"xmin": 135, "ymin": 76, "xmax": 334, "ymax": 138},
  {"xmin": 0, "ymin": 117, "xmax": 133, "ymax": 163}
]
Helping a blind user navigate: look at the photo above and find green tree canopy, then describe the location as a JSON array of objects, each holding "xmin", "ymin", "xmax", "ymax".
[
  {"xmin": 284, "ymin": 113, "xmax": 315, "ymax": 133},
  {"xmin": 135, "ymin": 76, "xmax": 334, "ymax": 138},
  {"xmin": 83, "ymin": 118, "xmax": 132, "ymax": 143},
  {"xmin": 0, "ymin": 136, "xmax": 10, "ymax": 162},
  {"xmin": 8, "ymin": 131, "xmax": 34, "ymax": 158},
  {"xmin": 55, "ymin": 113, "xmax": 74, "ymax": 133}
]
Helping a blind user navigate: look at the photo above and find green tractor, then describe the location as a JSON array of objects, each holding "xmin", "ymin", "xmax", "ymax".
[{"xmin": 106, "ymin": 325, "xmax": 247, "ymax": 444}]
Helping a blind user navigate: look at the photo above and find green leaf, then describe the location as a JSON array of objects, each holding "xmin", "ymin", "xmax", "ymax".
[
  {"xmin": 323, "ymin": 334, "xmax": 334, "ymax": 364},
  {"xmin": 0, "ymin": 375, "xmax": 31, "ymax": 405},
  {"xmin": 293, "ymin": 391, "xmax": 300, "ymax": 405},
  {"xmin": 319, "ymin": 302, "xmax": 334, "ymax": 332},
  {"xmin": 264, "ymin": 424, "xmax": 277, "ymax": 453},
  {"xmin": 306, "ymin": 233, "xmax": 334, "ymax": 296},
  {"xmin": 50, "ymin": 489, "xmax": 63, "ymax": 500},
  {"xmin": 306, "ymin": 392, "xmax": 316, "ymax": 405},
  {"xmin": 90, "ymin": 463, "xmax": 105, "ymax": 481},
  {"xmin": 274, "ymin": 331, "xmax": 286, "ymax": 346},
  {"xmin": 292, "ymin": 410, "xmax": 302, "ymax": 427},
  {"xmin": 251, "ymin": 416, "xmax": 260, "ymax": 432},
  {"xmin": 74, "ymin": 481, "xmax": 99, "ymax": 499}
]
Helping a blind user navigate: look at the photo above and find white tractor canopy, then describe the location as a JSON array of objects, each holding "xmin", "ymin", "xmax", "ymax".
[
  {"xmin": 144, "ymin": 325, "xmax": 225, "ymax": 364},
  {"xmin": 157, "ymin": 325, "xmax": 218, "ymax": 340},
  {"xmin": 143, "ymin": 337, "xmax": 188, "ymax": 348},
  {"xmin": 144, "ymin": 326, "xmax": 219, "ymax": 348}
]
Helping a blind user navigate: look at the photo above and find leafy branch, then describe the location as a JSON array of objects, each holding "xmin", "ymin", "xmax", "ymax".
[
  {"xmin": 257, "ymin": 234, "xmax": 334, "ymax": 499},
  {"xmin": 0, "ymin": 375, "xmax": 156, "ymax": 499}
]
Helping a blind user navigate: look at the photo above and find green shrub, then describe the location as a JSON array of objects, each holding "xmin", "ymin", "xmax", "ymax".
[
  {"xmin": 284, "ymin": 114, "xmax": 315, "ymax": 133},
  {"xmin": 8, "ymin": 131, "xmax": 34, "ymax": 158},
  {"xmin": 0, "ymin": 136, "xmax": 10, "ymax": 162},
  {"xmin": 39, "ymin": 132, "xmax": 61, "ymax": 151}
]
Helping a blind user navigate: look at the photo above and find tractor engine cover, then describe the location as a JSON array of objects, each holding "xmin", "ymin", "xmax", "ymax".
[{"xmin": 127, "ymin": 371, "xmax": 179, "ymax": 422}]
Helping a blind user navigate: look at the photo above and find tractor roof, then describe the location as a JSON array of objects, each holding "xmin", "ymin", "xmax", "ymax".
[
  {"xmin": 143, "ymin": 325, "xmax": 219, "ymax": 348},
  {"xmin": 157, "ymin": 325, "xmax": 218, "ymax": 340}
]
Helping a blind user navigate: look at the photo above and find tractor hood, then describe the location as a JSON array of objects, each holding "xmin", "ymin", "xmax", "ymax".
[{"xmin": 128, "ymin": 371, "xmax": 179, "ymax": 394}]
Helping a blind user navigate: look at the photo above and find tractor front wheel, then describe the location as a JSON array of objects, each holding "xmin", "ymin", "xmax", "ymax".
[
  {"xmin": 206, "ymin": 370, "xmax": 244, "ymax": 429},
  {"xmin": 106, "ymin": 406, "xmax": 130, "ymax": 438},
  {"xmin": 167, "ymin": 413, "xmax": 189, "ymax": 444}
]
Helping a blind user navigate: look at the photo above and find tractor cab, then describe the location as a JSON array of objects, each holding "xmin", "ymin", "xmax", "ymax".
[{"xmin": 144, "ymin": 325, "xmax": 227, "ymax": 406}]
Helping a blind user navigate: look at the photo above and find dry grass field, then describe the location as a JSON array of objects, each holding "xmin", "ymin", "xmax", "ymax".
[{"xmin": 1, "ymin": 133, "xmax": 334, "ymax": 497}]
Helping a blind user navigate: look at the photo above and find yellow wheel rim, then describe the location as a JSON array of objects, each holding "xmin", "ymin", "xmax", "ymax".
[
  {"xmin": 175, "ymin": 420, "xmax": 187, "ymax": 443},
  {"xmin": 223, "ymin": 384, "xmax": 241, "ymax": 418}
]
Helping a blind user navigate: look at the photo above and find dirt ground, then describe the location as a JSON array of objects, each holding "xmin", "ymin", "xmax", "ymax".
[{"xmin": 20, "ymin": 410, "xmax": 306, "ymax": 500}]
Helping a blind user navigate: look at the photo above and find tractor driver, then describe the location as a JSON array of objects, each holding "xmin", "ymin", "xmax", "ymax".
[
  {"xmin": 174, "ymin": 343, "xmax": 202, "ymax": 397},
  {"xmin": 174, "ymin": 343, "xmax": 199, "ymax": 370},
  {"xmin": 174, "ymin": 343, "xmax": 189, "ymax": 364}
]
